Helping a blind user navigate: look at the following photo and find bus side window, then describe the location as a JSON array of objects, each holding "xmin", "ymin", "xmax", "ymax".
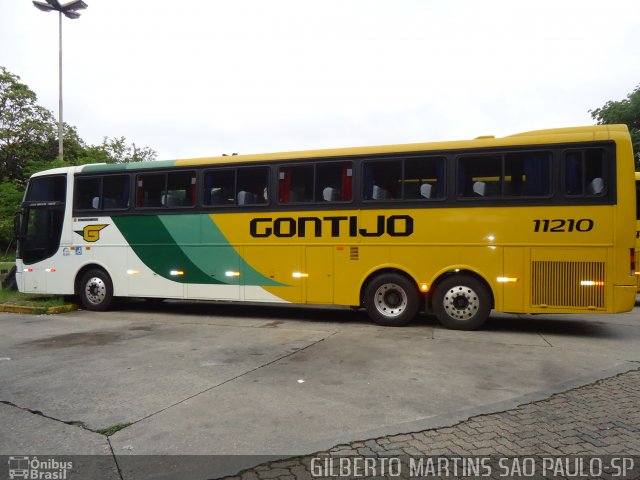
[
  {"xmin": 504, "ymin": 152, "xmax": 551, "ymax": 197},
  {"xmin": 166, "ymin": 171, "xmax": 196, "ymax": 207},
  {"xmin": 564, "ymin": 151, "xmax": 582, "ymax": 195},
  {"xmin": 363, "ymin": 160, "xmax": 401, "ymax": 201},
  {"xmin": 279, "ymin": 165, "xmax": 313, "ymax": 203},
  {"xmin": 203, "ymin": 170, "xmax": 235, "ymax": 206},
  {"xmin": 584, "ymin": 149, "xmax": 606, "ymax": 195},
  {"xmin": 75, "ymin": 177, "xmax": 102, "ymax": 210},
  {"xmin": 137, "ymin": 173, "xmax": 164, "ymax": 208},
  {"xmin": 103, "ymin": 175, "xmax": 130, "ymax": 209},
  {"xmin": 404, "ymin": 157, "xmax": 445, "ymax": 200},
  {"xmin": 564, "ymin": 148, "xmax": 606, "ymax": 196},
  {"xmin": 315, "ymin": 161, "xmax": 352, "ymax": 202},
  {"xmin": 457, "ymin": 155, "xmax": 501, "ymax": 198},
  {"xmin": 237, "ymin": 167, "xmax": 269, "ymax": 205}
]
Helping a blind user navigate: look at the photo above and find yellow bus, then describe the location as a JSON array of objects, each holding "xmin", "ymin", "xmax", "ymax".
[
  {"xmin": 14, "ymin": 125, "xmax": 637, "ymax": 329},
  {"xmin": 636, "ymin": 171, "xmax": 640, "ymax": 291}
]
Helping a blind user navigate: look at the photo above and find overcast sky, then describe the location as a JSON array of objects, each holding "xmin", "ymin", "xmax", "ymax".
[{"xmin": 1, "ymin": 0, "xmax": 639, "ymax": 160}]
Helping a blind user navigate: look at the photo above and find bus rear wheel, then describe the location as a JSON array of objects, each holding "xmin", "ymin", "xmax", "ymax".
[
  {"xmin": 364, "ymin": 273, "xmax": 419, "ymax": 327},
  {"xmin": 432, "ymin": 275, "xmax": 491, "ymax": 330},
  {"xmin": 79, "ymin": 269, "xmax": 114, "ymax": 311}
]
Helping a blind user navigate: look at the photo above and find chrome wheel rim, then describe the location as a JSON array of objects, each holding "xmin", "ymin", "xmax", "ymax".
[
  {"xmin": 443, "ymin": 285, "xmax": 479, "ymax": 321},
  {"xmin": 85, "ymin": 277, "xmax": 107, "ymax": 305},
  {"xmin": 373, "ymin": 283, "xmax": 408, "ymax": 318}
]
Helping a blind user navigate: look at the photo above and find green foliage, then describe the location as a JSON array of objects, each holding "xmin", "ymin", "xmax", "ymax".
[
  {"xmin": 0, "ymin": 289, "xmax": 66, "ymax": 308},
  {"xmin": 0, "ymin": 66, "xmax": 56, "ymax": 183},
  {"xmin": 100, "ymin": 136, "xmax": 157, "ymax": 163},
  {"xmin": 0, "ymin": 65, "xmax": 158, "ymax": 252},
  {"xmin": 0, "ymin": 180, "xmax": 23, "ymax": 253},
  {"xmin": 96, "ymin": 423, "xmax": 131, "ymax": 436},
  {"xmin": 590, "ymin": 84, "xmax": 640, "ymax": 168}
]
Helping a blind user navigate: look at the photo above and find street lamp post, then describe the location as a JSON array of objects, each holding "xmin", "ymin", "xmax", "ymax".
[{"xmin": 33, "ymin": 0, "xmax": 88, "ymax": 162}]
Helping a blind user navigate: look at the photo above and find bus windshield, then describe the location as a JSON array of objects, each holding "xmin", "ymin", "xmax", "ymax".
[{"xmin": 18, "ymin": 175, "xmax": 66, "ymax": 265}]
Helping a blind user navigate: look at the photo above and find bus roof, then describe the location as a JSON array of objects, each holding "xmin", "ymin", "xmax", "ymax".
[{"xmin": 62, "ymin": 124, "xmax": 628, "ymax": 175}]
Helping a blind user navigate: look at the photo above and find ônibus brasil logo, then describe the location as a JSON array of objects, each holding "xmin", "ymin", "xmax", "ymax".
[{"xmin": 8, "ymin": 456, "xmax": 73, "ymax": 479}]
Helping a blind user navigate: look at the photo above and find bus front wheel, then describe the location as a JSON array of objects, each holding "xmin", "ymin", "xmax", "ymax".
[
  {"xmin": 432, "ymin": 275, "xmax": 491, "ymax": 330},
  {"xmin": 79, "ymin": 269, "xmax": 114, "ymax": 311},
  {"xmin": 364, "ymin": 273, "xmax": 419, "ymax": 327}
]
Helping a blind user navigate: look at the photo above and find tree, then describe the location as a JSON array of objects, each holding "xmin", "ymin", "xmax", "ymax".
[
  {"xmin": 100, "ymin": 136, "xmax": 157, "ymax": 163},
  {"xmin": 0, "ymin": 180, "xmax": 23, "ymax": 254},
  {"xmin": 1, "ymin": 66, "xmax": 158, "ymax": 183},
  {"xmin": 0, "ymin": 65, "xmax": 158, "ymax": 253},
  {"xmin": 590, "ymin": 85, "xmax": 640, "ymax": 168},
  {"xmin": 0, "ymin": 66, "xmax": 56, "ymax": 183}
]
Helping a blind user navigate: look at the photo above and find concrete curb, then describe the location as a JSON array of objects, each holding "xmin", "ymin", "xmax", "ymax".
[{"xmin": 0, "ymin": 303, "xmax": 78, "ymax": 315}]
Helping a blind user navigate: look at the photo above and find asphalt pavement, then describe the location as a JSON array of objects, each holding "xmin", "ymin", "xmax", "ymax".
[{"xmin": 1, "ymin": 298, "xmax": 639, "ymax": 479}]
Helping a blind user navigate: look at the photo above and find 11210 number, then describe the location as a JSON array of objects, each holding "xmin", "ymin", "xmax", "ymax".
[{"xmin": 533, "ymin": 219, "xmax": 594, "ymax": 232}]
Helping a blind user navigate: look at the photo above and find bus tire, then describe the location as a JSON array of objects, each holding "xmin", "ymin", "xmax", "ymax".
[
  {"xmin": 364, "ymin": 273, "xmax": 419, "ymax": 327},
  {"xmin": 432, "ymin": 275, "xmax": 491, "ymax": 330},
  {"xmin": 79, "ymin": 269, "xmax": 114, "ymax": 311}
]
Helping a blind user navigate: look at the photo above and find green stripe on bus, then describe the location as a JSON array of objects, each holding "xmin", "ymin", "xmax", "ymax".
[
  {"xmin": 112, "ymin": 214, "xmax": 284, "ymax": 286},
  {"xmin": 81, "ymin": 160, "xmax": 178, "ymax": 173},
  {"xmin": 158, "ymin": 215, "xmax": 284, "ymax": 287},
  {"xmin": 112, "ymin": 215, "xmax": 220, "ymax": 284}
]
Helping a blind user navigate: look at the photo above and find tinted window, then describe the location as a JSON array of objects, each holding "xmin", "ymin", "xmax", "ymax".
[
  {"xmin": 504, "ymin": 152, "xmax": 551, "ymax": 197},
  {"xmin": 363, "ymin": 160, "xmax": 402, "ymax": 200},
  {"xmin": 564, "ymin": 148, "xmax": 606, "ymax": 196},
  {"xmin": 458, "ymin": 155, "xmax": 502, "ymax": 198},
  {"xmin": 136, "ymin": 171, "xmax": 196, "ymax": 208},
  {"xmin": 279, "ymin": 165, "xmax": 313, "ymax": 203},
  {"xmin": 403, "ymin": 157, "xmax": 446, "ymax": 200},
  {"xmin": 22, "ymin": 205, "xmax": 64, "ymax": 264},
  {"xmin": 75, "ymin": 175, "xmax": 130, "ymax": 210},
  {"xmin": 364, "ymin": 157, "xmax": 445, "ymax": 201},
  {"xmin": 76, "ymin": 177, "xmax": 101, "ymax": 210},
  {"xmin": 136, "ymin": 173, "xmax": 164, "ymax": 207},
  {"xmin": 316, "ymin": 162, "xmax": 352, "ymax": 202},
  {"xmin": 237, "ymin": 167, "xmax": 269, "ymax": 205},
  {"xmin": 458, "ymin": 151, "xmax": 551, "ymax": 198},
  {"xmin": 166, "ymin": 171, "xmax": 196, "ymax": 207},
  {"xmin": 203, "ymin": 167, "xmax": 270, "ymax": 206},
  {"xmin": 103, "ymin": 175, "xmax": 130, "ymax": 209},
  {"xmin": 26, "ymin": 176, "xmax": 66, "ymax": 202},
  {"xmin": 203, "ymin": 169, "xmax": 235, "ymax": 205}
]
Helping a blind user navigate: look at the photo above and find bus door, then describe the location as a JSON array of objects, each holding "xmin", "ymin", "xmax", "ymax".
[
  {"xmin": 16, "ymin": 175, "xmax": 67, "ymax": 293},
  {"xmin": 305, "ymin": 247, "xmax": 334, "ymax": 304},
  {"xmin": 19, "ymin": 204, "xmax": 65, "ymax": 293}
]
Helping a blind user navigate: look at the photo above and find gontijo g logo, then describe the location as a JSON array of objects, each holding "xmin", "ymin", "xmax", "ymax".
[{"xmin": 74, "ymin": 224, "xmax": 108, "ymax": 243}]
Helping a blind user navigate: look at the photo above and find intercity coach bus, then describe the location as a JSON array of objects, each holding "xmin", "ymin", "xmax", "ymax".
[
  {"xmin": 14, "ymin": 125, "xmax": 638, "ymax": 329},
  {"xmin": 636, "ymin": 171, "xmax": 640, "ymax": 290}
]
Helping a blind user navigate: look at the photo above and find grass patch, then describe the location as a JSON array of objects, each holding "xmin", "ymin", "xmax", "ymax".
[
  {"xmin": 0, "ymin": 289, "xmax": 66, "ymax": 308},
  {"xmin": 97, "ymin": 423, "xmax": 131, "ymax": 436},
  {"xmin": 0, "ymin": 262, "xmax": 14, "ymax": 271}
]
